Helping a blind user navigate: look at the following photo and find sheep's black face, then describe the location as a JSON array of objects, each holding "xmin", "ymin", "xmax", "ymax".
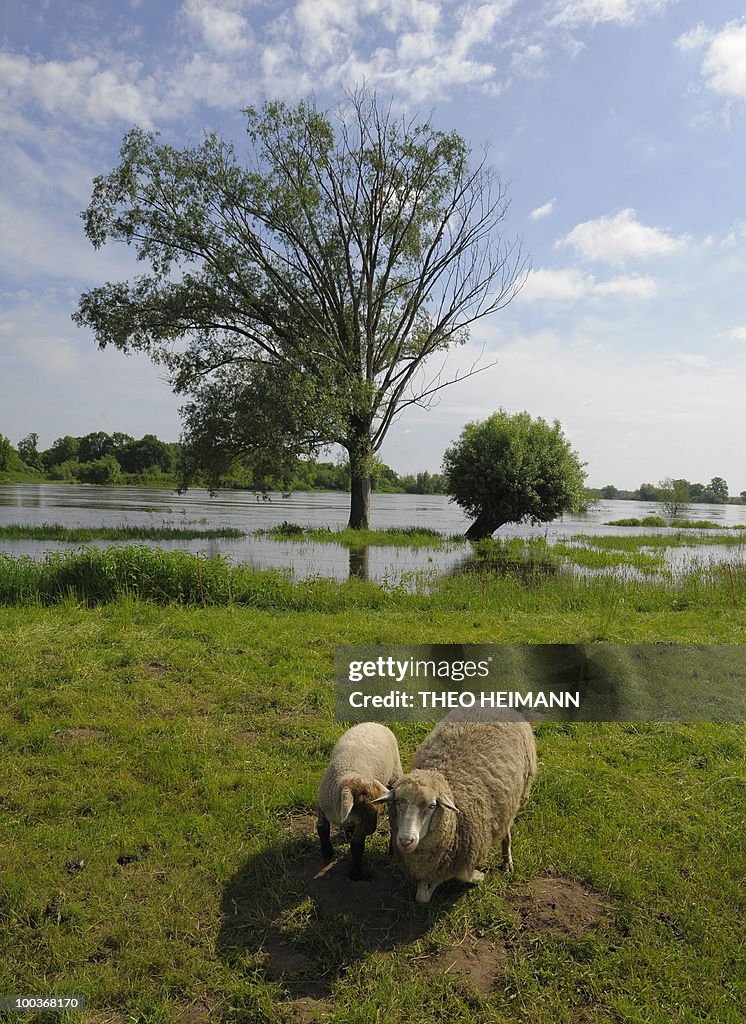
[{"xmin": 343, "ymin": 801, "xmax": 378, "ymax": 838}]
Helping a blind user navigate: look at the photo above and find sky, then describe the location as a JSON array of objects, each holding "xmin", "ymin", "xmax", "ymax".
[{"xmin": 1, "ymin": 0, "xmax": 745, "ymax": 492}]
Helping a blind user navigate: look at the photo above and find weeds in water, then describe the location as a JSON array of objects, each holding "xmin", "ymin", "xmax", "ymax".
[
  {"xmin": 0, "ymin": 545, "xmax": 743, "ymax": 614},
  {"xmin": 0, "ymin": 522, "xmax": 245, "ymax": 542},
  {"xmin": 255, "ymin": 524, "xmax": 464, "ymax": 550},
  {"xmin": 606, "ymin": 516, "xmax": 745, "ymax": 530}
]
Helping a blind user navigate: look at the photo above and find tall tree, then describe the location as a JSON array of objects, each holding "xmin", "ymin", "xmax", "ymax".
[{"xmin": 74, "ymin": 87, "xmax": 527, "ymax": 528}]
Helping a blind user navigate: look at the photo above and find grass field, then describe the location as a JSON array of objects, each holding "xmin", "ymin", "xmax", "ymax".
[{"xmin": 0, "ymin": 549, "xmax": 744, "ymax": 1023}]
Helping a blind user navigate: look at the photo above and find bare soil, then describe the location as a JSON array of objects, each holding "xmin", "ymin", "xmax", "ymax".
[{"xmin": 512, "ymin": 875, "xmax": 609, "ymax": 938}]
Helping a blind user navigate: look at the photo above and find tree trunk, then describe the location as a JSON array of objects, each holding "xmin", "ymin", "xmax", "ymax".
[
  {"xmin": 349, "ymin": 470, "xmax": 371, "ymax": 529},
  {"xmin": 465, "ymin": 513, "xmax": 502, "ymax": 540},
  {"xmin": 347, "ymin": 429, "xmax": 372, "ymax": 530}
]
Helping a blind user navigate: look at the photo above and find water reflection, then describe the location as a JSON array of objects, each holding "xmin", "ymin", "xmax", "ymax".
[
  {"xmin": 452, "ymin": 550, "xmax": 560, "ymax": 582},
  {"xmin": 348, "ymin": 547, "xmax": 369, "ymax": 582}
]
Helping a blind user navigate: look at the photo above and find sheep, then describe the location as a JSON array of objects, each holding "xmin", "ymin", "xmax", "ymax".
[
  {"xmin": 316, "ymin": 722, "xmax": 403, "ymax": 880},
  {"xmin": 373, "ymin": 709, "xmax": 536, "ymax": 902}
]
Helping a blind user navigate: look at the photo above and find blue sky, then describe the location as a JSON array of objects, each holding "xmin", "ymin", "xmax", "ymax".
[{"xmin": 1, "ymin": 0, "xmax": 745, "ymax": 491}]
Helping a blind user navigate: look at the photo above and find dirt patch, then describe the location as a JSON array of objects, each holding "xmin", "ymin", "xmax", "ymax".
[
  {"xmin": 146, "ymin": 660, "xmax": 171, "ymax": 675},
  {"xmin": 437, "ymin": 935, "xmax": 506, "ymax": 992},
  {"xmin": 82, "ymin": 1013, "xmax": 129, "ymax": 1024},
  {"xmin": 513, "ymin": 876, "xmax": 609, "ymax": 938},
  {"xmin": 55, "ymin": 727, "xmax": 106, "ymax": 745},
  {"xmin": 282, "ymin": 996, "xmax": 334, "ymax": 1023},
  {"xmin": 286, "ymin": 811, "xmax": 318, "ymax": 837},
  {"xmin": 287, "ymin": 855, "xmax": 430, "ymax": 948},
  {"xmin": 232, "ymin": 729, "xmax": 260, "ymax": 744},
  {"xmin": 170, "ymin": 997, "xmax": 225, "ymax": 1023}
]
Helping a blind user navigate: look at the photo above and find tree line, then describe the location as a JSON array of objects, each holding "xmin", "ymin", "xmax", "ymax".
[
  {"xmin": 596, "ymin": 478, "xmax": 743, "ymax": 504},
  {"xmin": 0, "ymin": 430, "xmax": 448, "ymax": 493}
]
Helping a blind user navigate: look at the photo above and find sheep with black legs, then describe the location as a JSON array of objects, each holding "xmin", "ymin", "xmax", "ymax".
[
  {"xmin": 316, "ymin": 722, "xmax": 403, "ymax": 880},
  {"xmin": 373, "ymin": 709, "xmax": 536, "ymax": 902}
]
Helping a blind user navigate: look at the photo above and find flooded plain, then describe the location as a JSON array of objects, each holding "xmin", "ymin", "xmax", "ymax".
[{"xmin": 1, "ymin": 484, "xmax": 744, "ymax": 583}]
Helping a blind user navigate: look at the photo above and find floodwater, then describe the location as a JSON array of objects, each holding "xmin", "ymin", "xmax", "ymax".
[{"xmin": 1, "ymin": 484, "xmax": 744, "ymax": 583}]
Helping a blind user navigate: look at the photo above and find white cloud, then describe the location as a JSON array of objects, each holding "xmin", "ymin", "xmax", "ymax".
[
  {"xmin": 529, "ymin": 198, "xmax": 556, "ymax": 220},
  {"xmin": 265, "ymin": 0, "xmax": 515, "ymax": 102},
  {"xmin": 673, "ymin": 353, "xmax": 709, "ymax": 368},
  {"xmin": 0, "ymin": 51, "xmax": 159, "ymax": 128},
  {"xmin": 182, "ymin": 0, "xmax": 254, "ymax": 56},
  {"xmin": 593, "ymin": 273, "xmax": 657, "ymax": 297},
  {"xmin": 720, "ymin": 326, "xmax": 746, "ymax": 341},
  {"xmin": 519, "ymin": 266, "xmax": 657, "ymax": 302},
  {"xmin": 676, "ymin": 19, "xmax": 746, "ymax": 100},
  {"xmin": 556, "ymin": 208, "xmax": 687, "ymax": 264},
  {"xmin": 519, "ymin": 267, "xmax": 589, "ymax": 301},
  {"xmin": 549, "ymin": 0, "xmax": 672, "ymax": 28},
  {"xmin": 381, "ymin": 332, "xmax": 746, "ymax": 488}
]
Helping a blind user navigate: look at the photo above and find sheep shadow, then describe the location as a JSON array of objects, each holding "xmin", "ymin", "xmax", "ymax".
[{"xmin": 216, "ymin": 824, "xmax": 459, "ymax": 1000}]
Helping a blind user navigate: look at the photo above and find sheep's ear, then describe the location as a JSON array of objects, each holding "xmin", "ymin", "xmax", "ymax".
[
  {"xmin": 437, "ymin": 795, "xmax": 459, "ymax": 813},
  {"xmin": 370, "ymin": 788, "xmax": 395, "ymax": 805},
  {"xmin": 369, "ymin": 779, "xmax": 389, "ymax": 801},
  {"xmin": 340, "ymin": 787, "xmax": 355, "ymax": 823}
]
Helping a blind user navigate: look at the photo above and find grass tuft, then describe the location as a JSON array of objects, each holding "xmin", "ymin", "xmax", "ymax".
[{"xmin": 0, "ymin": 522, "xmax": 245, "ymax": 542}]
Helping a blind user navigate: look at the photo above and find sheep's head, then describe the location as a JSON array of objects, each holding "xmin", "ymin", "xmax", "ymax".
[
  {"xmin": 372, "ymin": 769, "xmax": 458, "ymax": 854},
  {"xmin": 339, "ymin": 778, "xmax": 389, "ymax": 836}
]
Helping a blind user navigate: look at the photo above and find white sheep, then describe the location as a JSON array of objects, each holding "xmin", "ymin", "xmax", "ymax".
[
  {"xmin": 316, "ymin": 722, "xmax": 403, "ymax": 880},
  {"xmin": 373, "ymin": 710, "xmax": 537, "ymax": 902}
]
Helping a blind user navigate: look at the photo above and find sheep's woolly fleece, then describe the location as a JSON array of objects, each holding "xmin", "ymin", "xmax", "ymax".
[
  {"xmin": 395, "ymin": 712, "xmax": 537, "ymax": 887},
  {"xmin": 317, "ymin": 722, "xmax": 403, "ymax": 827}
]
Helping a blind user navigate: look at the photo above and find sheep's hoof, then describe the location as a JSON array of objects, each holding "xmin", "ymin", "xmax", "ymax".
[{"xmin": 500, "ymin": 856, "xmax": 513, "ymax": 873}]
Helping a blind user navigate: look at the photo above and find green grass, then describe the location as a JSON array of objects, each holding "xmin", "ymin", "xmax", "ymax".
[
  {"xmin": 575, "ymin": 532, "xmax": 746, "ymax": 551},
  {"xmin": 1, "ymin": 546, "xmax": 745, "ymax": 627},
  {"xmin": 0, "ymin": 597, "xmax": 743, "ymax": 1023},
  {"xmin": 0, "ymin": 523, "xmax": 245, "ymax": 542},
  {"xmin": 255, "ymin": 523, "xmax": 464, "ymax": 549},
  {"xmin": 606, "ymin": 516, "xmax": 746, "ymax": 530}
]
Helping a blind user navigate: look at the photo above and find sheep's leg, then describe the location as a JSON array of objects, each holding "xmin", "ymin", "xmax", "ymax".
[
  {"xmin": 456, "ymin": 867, "xmax": 485, "ymax": 884},
  {"xmin": 501, "ymin": 829, "xmax": 513, "ymax": 872},
  {"xmin": 416, "ymin": 880, "xmax": 438, "ymax": 903},
  {"xmin": 317, "ymin": 813, "xmax": 334, "ymax": 862},
  {"xmin": 349, "ymin": 836, "xmax": 366, "ymax": 880}
]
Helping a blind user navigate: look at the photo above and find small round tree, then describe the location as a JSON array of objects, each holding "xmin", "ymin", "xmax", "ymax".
[{"xmin": 443, "ymin": 410, "xmax": 587, "ymax": 539}]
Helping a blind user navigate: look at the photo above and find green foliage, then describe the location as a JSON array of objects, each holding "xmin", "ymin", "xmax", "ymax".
[
  {"xmin": 16, "ymin": 432, "xmax": 43, "ymax": 470},
  {"xmin": 42, "ymin": 435, "xmax": 80, "ymax": 469},
  {"xmin": 117, "ymin": 434, "xmax": 174, "ymax": 474},
  {"xmin": 0, "ymin": 435, "xmax": 37, "ymax": 479},
  {"xmin": 443, "ymin": 409, "xmax": 587, "ymax": 535},
  {"xmin": 0, "ymin": 523, "xmax": 244, "ymax": 542},
  {"xmin": 47, "ymin": 459, "xmax": 81, "ymax": 482},
  {"xmin": 255, "ymin": 524, "xmax": 462, "ymax": 550},
  {"xmin": 658, "ymin": 477, "xmax": 691, "ymax": 519},
  {"xmin": 73, "ymin": 86, "xmax": 525, "ymax": 525},
  {"xmin": 606, "ymin": 516, "xmax": 668, "ymax": 527},
  {"xmin": 639, "ymin": 477, "xmax": 732, "ymax": 504},
  {"xmin": 76, "ymin": 455, "xmax": 122, "ymax": 485},
  {"xmin": 0, "ymin": 433, "xmax": 14, "ymax": 472}
]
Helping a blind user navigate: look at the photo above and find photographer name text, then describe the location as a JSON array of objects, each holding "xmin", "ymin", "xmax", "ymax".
[{"xmin": 347, "ymin": 689, "xmax": 581, "ymax": 709}]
